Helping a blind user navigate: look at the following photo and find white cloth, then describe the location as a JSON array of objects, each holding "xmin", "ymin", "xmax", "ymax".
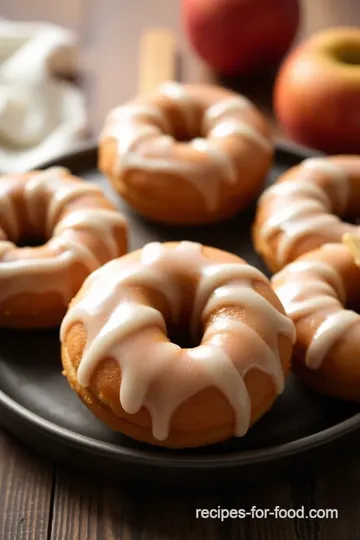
[{"xmin": 0, "ymin": 20, "xmax": 87, "ymax": 173}]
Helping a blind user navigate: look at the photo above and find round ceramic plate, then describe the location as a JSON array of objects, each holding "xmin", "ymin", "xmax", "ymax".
[{"xmin": 0, "ymin": 141, "xmax": 359, "ymax": 488}]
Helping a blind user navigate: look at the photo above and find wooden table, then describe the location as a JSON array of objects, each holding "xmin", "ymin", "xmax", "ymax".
[{"xmin": 2, "ymin": 1, "xmax": 360, "ymax": 538}]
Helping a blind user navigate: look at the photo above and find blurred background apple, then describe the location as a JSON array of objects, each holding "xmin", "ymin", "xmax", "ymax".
[
  {"xmin": 182, "ymin": 0, "xmax": 300, "ymax": 76},
  {"xmin": 274, "ymin": 27, "xmax": 360, "ymax": 153}
]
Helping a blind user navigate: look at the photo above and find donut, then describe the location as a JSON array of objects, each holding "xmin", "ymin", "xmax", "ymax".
[
  {"xmin": 60, "ymin": 241, "xmax": 295, "ymax": 448},
  {"xmin": 99, "ymin": 82, "xmax": 273, "ymax": 225},
  {"xmin": 0, "ymin": 167, "xmax": 127, "ymax": 328},
  {"xmin": 272, "ymin": 243, "xmax": 360, "ymax": 401},
  {"xmin": 253, "ymin": 155, "xmax": 360, "ymax": 272}
]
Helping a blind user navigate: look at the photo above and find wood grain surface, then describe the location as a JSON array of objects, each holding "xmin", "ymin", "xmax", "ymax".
[
  {"xmin": 0, "ymin": 432, "xmax": 53, "ymax": 540},
  {"xmin": 2, "ymin": 1, "xmax": 360, "ymax": 539}
]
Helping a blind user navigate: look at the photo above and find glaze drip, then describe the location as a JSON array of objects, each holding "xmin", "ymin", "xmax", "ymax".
[
  {"xmin": 53, "ymin": 208, "xmax": 126, "ymax": 259},
  {"xmin": 272, "ymin": 254, "xmax": 358, "ymax": 369},
  {"xmin": 61, "ymin": 241, "xmax": 295, "ymax": 441},
  {"xmin": 204, "ymin": 96, "xmax": 254, "ymax": 129},
  {"xmin": 259, "ymin": 158, "xmax": 349, "ymax": 266}
]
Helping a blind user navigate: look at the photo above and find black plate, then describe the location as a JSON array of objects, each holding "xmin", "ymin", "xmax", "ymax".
[{"xmin": 1, "ymin": 141, "xmax": 359, "ymax": 488}]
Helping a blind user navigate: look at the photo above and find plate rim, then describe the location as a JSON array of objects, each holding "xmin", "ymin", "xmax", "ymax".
[
  {"xmin": 2, "ymin": 139, "xmax": 358, "ymax": 473},
  {"xmin": 1, "ymin": 385, "xmax": 360, "ymax": 470}
]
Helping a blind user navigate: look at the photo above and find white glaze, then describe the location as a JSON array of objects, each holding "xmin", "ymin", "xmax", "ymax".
[
  {"xmin": 111, "ymin": 104, "xmax": 170, "ymax": 131},
  {"xmin": 158, "ymin": 82, "xmax": 196, "ymax": 134},
  {"xmin": 266, "ymin": 209, "xmax": 340, "ymax": 267},
  {"xmin": 114, "ymin": 124, "xmax": 163, "ymax": 158},
  {"xmin": 189, "ymin": 137, "xmax": 237, "ymax": 205},
  {"xmin": 260, "ymin": 158, "xmax": 350, "ymax": 267},
  {"xmin": 104, "ymin": 85, "xmax": 269, "ymax": 212},
  {"xmin": 204, "ymin": 96, "xmax": 253, "ymax": 125},
  {"xmin": 259, "ymin": 178, "xmax": 331, "ymax": 207},
  {"xmin": 61, "ymin": 241, "xmax": 295, "ymax": 441},
  {"xmin": 204, "ymin": 96, "xmax": 271, "ymax": 152},
  {"xmin": 0, "ymin": 241, "xmax": 15, "ymax": 257},
  {"xmin": 203, "ymin": 317, "xmax": 284, "ymax": 392},
  {"xmin": 306, "ymin": 311, "xmax": 358, "ymax": 369},
  {"xmin": 303, "ymin": 158, "xmax": 349, "ymax": 212},
  {"xmin": 0, "ymin": 168, "xmax": 126, "ymax": 306},
  {"xmin": 24, "ymin": 167, "xmax": 69, "ymax": 230},
  {"xmin": 24, "ymin": 168, "xmax": 103, "ymax": 234},
  {"xmin": 54, "ymin": 208, "xmax": 126, "ymax": 258},
  {"xmin": 0, "ymin": 235, "xmax": 100, "ymax": 304},
  {"xmin": 191, "ymin": 262, "xmax": 268, "ymax": 333},
  {"xmin": 47, "ymin": 183, "xmax": 103, "ymax": 234},
  {"xmin": 50, "ymin": 234, "xmax": 100, "ymax": 272},
  {"xmin": 115, "ymin": 133, "xmax": 237, "ymax": 211},
  {"xmin": 272, "ymin": 256, "xmax": 358, "ymax": 369},
  {"xmin": 210, "ymin": 119, "xmax": 271, "ymax": 153},
  {"xmin": 0, "ymin": 244, "xmax": 78, "ymax": 303}
]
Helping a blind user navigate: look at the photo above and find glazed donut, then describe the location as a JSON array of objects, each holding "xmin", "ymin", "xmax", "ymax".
[
  {"xmin": 0, "ymin": 167, "xmax": 127, "ymax": 328},
  {"xmin": 99, "ymin": 82, "xmax": 273, "ymax": 225},
  {"xmin": 60, "ymin": 241, "xmax": 295, "ymax": 448},
  {"xmin": 272, "ymin": 243, "xmax": 360, "ymax": 401},
  {"xmin": 253, "ymin": 155, "xmax": 360, "ymax": 272}
]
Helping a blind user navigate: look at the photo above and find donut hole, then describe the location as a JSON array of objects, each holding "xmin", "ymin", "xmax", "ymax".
[
  {"xmin": 16, "ymin": 234, "xmax": 47, "ymax": 248},
  {"xmin": 156, "ymin": 291, "xmax": 202, "ymax": 349},
  {"xmin": 175, "ymin": 130, "xmax": 202, "ymax": 143},
  {"xmin": 154, "ymin": 95, "xmax": 203, "ymax": 143},
  {"xmin": 345, "ymin": 292, "xmax": 360, "ymax": 314},
  {"xmin": 166, "ymin": 118, "xmax": 203, "ymax": 144},
  {"xmin": 344, "ymin": 214, "xmax": 360, "ymax": 226},
  {"xmin": 346, "ymin": 298, "xmax": 359, "ymax": 313},
  {"xmin": 167, "ymin": 327, "xmax": 199, "ymax": 349},
  {"xmin": 0, "ymin": 188, "xmax": 50, "ymax": 248}
]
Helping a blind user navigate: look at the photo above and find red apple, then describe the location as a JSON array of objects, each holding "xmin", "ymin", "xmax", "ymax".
[
  {"xmin": 182, "ymin": 0, "xmax": 300, "ymax": 75},
  {"xmin": 275, "ymin": 28, "xmax": 360, "ymax": 153}
]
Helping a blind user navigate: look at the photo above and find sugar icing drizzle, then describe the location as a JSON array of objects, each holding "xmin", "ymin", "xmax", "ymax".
[
  {"xmin": 259, "ymin": 158, "xmax": 350, "ymax": 267},
  {"xmin": 103, "ymin": 83, "xmax": 271, "ymax": 212},
  {"xmin": 0, "ymin": 168, "xmax": 126, "ymax": 303},
  {"xmin": 158, "ymin": 81, "xmax": 198, "ymax": 134},
  {"xmin": 61, "ymin": 241, "xmax": 295, "ymax": 441},
  {"xmin": 272, "ymin": 249, "xmax": 358, "ymax": 369}
]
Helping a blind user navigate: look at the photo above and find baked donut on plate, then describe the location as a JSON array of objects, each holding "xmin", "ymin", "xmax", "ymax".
[
  {"xmin": 99, "ymin": 82, "xmax": 273, "ymax": 225},
  {"xmin": 253, "ymin": 155, "xmax": 360, "ymax": 272},
  {"xmin": 60, "ymin": 241, "xmax": 295, "ymax": 448},
  {"xmin": 272, "ymin": 242, "xmax": 360, "ymax": 401},
  {"xmin": 0, "ymin": 167, "xmax": 127, "ymax": 328}
]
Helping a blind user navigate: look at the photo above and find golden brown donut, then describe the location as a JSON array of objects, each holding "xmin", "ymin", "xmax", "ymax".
[
  {"xmin": 272, "ymin": 243, "xmax": 360, "ymax": 401},
  {"xmin": 60, "ymin": 241, "xmax": 295, "ymax": 448},
  {"xmin": 253, "ymin": 155, "xmax": 360, "ymax": 272},
  {"xmin": 99, "ymin": 82, "xmax": 273, "ymax": 225},
  {"xmin": 0, "ymin": 167, "xmax": 127, "ymax": 328}
]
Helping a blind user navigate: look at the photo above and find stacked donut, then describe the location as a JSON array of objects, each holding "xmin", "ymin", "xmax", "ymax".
[
  {"xmin": 254, "ymin": 156, "xmax": 360, "ymax": 402},
  {"xmin": 1, "ymin": 82, "xmax": 299, "ymax": 448}
]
